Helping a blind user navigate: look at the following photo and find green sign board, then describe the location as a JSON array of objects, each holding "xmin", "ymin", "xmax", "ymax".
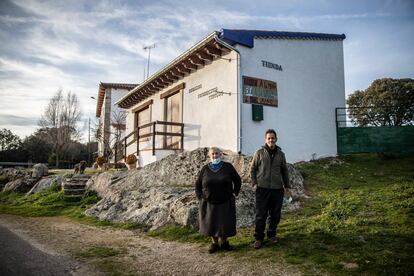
[{"xmin": 242, "ymin": 76, "xmax": 278, "ymax": 107}]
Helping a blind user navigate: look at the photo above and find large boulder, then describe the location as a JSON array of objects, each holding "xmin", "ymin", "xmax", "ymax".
[
  {"xmin": 3, "ymin": 177, "xmax": 38, "ymax": 193},
  {"xmin": 85, "ymin": 148, "xmax": 306, "ymax": 230},
  {"xmin": 26, "ymin": 175, "xmax": 62, "ymax": 195},
  {"xmin": 32, "ymin": 164, "xmax": 48, "ymax": 179},
  {"xmin": 0, "ymin": 168, "xmax": 31, "ymax": 183}
]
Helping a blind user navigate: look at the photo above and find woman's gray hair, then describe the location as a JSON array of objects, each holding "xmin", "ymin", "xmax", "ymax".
[{"xmin": 208, "ymin": 147, "xmax": 222, "ymax": 154}]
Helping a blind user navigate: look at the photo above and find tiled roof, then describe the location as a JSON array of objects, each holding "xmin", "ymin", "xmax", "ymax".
[
  {"xmin": 116, "ymin": 32, "xmax": 232, "ymax": 109},
  {"xmin": 219, "ymin": 29, "xmax": 346, "ymax": 48},
  {"xmin": 96, "ymin": 82, "xmax": 138, "ymax": 117},
  {"xmin": 116, "ymin": 28, "xmax": 346, "ymax": 109}
]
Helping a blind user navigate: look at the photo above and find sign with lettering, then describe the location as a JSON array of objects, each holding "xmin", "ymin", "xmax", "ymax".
[
  {"xmin": 262, "ymin": 60, "xmax": 283, "ymax": 71},
  {"xmin": 242, "ymin": 76, "xmax": 278, "ymax": 107},
  {"xmin": 189, "ymin": 84, "xmax": 202, "ymax": 93}
]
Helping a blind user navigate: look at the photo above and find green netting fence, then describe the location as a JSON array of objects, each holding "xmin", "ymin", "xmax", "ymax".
[{"xmin": 336, "ymin": 107, "xmax": 414, "ymax": 154}]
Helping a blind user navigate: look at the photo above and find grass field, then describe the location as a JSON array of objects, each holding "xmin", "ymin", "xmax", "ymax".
[
  {"xmin": 1, "ymin": 153, "xmax": 413, "ymax": 275},
  {"xmin": 0, "ymin": 182, "xmax": 137, "ymax": 229},
  {"xmin": 149, "ymin": 153, "xmax": 414, "ymax": 275}
]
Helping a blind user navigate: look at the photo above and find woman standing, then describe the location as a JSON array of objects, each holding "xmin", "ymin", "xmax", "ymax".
[{"xmin": 195, "ymin": 147, "xmax": 242, "ymax": 253}]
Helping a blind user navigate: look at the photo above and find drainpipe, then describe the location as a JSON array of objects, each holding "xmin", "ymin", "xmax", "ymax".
[{"xmin": 213, "ymin": 35, "xmax": 242, "ymax": 154}]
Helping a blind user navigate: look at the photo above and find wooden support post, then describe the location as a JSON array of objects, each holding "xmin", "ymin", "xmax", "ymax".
[
  {"xmin": 181, "ymin": 124, "xmax": 184, "ymax": 150},
  {"xmin": 152, "ymin": 122, "xmax": 156, "ymax": 156},
  {"xmin": 136, "ymin": 127, "xmax": 139, "ymax": 156},
  {"xmin": 124, "ymin": 137, "xmax": 127, "ymax": 160}
]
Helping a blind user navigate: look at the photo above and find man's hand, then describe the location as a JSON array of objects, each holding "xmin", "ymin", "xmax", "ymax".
[
  {"xmin": 284, "ymin": 187, "xmax": 291, "ymax": 196},
  {"xmin": 252, "ymin": 184, "xmax": 257, "ymax": 192}
]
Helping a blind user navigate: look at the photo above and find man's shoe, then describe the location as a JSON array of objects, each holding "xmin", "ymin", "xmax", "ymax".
[
  {"xmin": 254, "ymin": 240, "xmax": 262, "ymax": 249},
  {"xmin": 269, "ymin": 237, "xmax": 278, "ymax": 244},
  {"xmin": 208, "ymin": 243, "xmax": 220, "ymax": 254},
  {"xmin": 220, "ymin": 241, "xmax": 232, "ymax": 251}
]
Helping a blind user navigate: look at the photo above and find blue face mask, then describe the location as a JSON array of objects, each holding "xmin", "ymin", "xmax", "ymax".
[{"xmin": 211, "ymin": 158, "xmax": 222, "ymax": 165}]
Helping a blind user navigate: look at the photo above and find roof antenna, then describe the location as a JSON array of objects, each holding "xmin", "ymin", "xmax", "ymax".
[{"xmin": 143, "ymin": 43, "xmax": 156, "ymax": 80}]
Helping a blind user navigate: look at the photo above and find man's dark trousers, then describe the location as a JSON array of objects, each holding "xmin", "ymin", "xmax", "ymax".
[{"xmin": 254, "ymin": 187, "xmax": 284, "ymax": 241}]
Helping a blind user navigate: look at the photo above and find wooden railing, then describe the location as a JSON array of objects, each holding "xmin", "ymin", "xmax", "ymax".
[{"xmin": 123, "ymin": 120, "xmax": 184, "ymax": 158}]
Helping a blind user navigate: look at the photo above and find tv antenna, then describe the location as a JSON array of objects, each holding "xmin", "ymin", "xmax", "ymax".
[{"xmin": 143, "ymin": 43, "xmax": 156, "ymax": 80}]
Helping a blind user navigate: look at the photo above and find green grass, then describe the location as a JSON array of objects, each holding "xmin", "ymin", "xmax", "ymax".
[
  {"xmin": 2, "ymin": 153, "xmax": 413, "ymax": 275},
  {"xmin": 149, "ymin": 153, "xmax": 414, "ymax": 275},
  {"xmin": 0, "ymin": 184, "xmax": 141, "ymax": 229}
]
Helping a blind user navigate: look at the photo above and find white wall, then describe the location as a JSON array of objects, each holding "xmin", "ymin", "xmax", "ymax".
[
  {"xmin": 109, "ymin": 89, "xmax": 129, "ymax": 146},
  {"xmin": 238, "ymin": 38, "xmax": 345, "ymax": 162},
  {"xmin": 125, "ymin": 51, "xmax": 239, "ymax": 166},
  {"xmin": 98, "ymin": 88, "xmax": 130, "ymax": 159}
]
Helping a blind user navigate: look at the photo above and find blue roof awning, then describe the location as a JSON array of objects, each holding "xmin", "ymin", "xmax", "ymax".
[{"xmin": 219, "ymin": 29, "xmax": 346, "ymax": 48}]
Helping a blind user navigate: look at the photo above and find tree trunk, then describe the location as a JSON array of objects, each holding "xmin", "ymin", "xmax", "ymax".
[{"xmin": 55, "ymin": 152, "xmax": 59, "ymax": 168}]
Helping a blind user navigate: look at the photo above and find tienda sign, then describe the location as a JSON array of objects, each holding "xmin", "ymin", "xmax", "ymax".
[{"xmin": 242, "ymin": 76, "xmax": 278, "ymax": 107}]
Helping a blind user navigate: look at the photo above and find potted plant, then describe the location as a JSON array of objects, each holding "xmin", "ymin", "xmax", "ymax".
[{"xmin": 125, "ymin": 154, "xmax": 137, "ymax": 170}]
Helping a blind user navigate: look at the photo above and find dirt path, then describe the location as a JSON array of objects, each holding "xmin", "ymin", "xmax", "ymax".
[{"xmin": 0, "ymin": 214, "xmax": 302, "ymax": 275}]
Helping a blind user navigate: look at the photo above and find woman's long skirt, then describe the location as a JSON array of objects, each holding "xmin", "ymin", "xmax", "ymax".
[{"xmin": 198, "ymin": 196, "xmax": 236, "ymax": 237}]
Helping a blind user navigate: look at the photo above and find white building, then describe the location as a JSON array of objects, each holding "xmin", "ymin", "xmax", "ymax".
[
  {"xmin": 95, "ymin": 82, "xmax": 138, "ymax": 162},
  {"xmin": 116, "ymin": 29, "xmax": 346, "ymax": 166}
]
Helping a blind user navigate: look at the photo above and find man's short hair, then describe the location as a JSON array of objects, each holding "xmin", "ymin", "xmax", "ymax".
[{"xmin": 265, "ymin": 129, "xmax": 277, "ymax": 137}]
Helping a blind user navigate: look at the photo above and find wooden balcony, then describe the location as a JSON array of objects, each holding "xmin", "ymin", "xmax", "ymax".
[{"xmin": 123, "ymin": 120, "xmax": 184, "ymax": 158}]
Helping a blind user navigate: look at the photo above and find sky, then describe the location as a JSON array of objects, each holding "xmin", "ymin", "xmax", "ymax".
[{"xmin": 0, "ymin": 0, "xmax": 413, "ymax": 141}]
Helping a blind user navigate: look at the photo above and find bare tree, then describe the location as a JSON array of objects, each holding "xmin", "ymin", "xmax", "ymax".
[
  {"xmin": 93, "ymin": 109, "xmax": 127, "ymax": 163},
  {"xmin": 39, "ymin": 89, "xmax": 82, "ymax": 168},
  {"xmin": 111, "ymin": 110, "xmax": 127, "ymax": 162}
]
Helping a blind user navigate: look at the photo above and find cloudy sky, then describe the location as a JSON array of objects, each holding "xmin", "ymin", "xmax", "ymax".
[{"xmin": 1, "ymin": 0, "xmax": 413, "ymax": 141}]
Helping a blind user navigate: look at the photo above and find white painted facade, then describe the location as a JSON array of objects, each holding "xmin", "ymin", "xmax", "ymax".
[
  {"xmin": 125, "ymin": 51, "xmax": 239, "ymax": 166},
  {"xmin": 96, "ymin": 84, "xmax": 136, "ymax": 162},
  {"xmin": 120, "ymin": 30, "xmax": 346, "ymax": 165},
  {"xmin": 237, "ymin": 38, "xmax": 345, "ymax": 162}
]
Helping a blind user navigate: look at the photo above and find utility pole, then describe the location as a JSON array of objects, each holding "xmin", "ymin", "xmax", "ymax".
[
  {"xmin": 143, "ymin": 43, "xmax": 155, "ymax": 80},
  {"xmin": 88, "ymin": 117, "xmax": 91, "ymax": 166}
]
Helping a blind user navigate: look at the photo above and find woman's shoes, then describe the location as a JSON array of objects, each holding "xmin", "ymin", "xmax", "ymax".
[
  {"xmin": 220, "ymin": 241, "xmax": 233, "ymax": 251},
  {"xmin": 208, "ymin": 241, "xmax": 233, "ymax": 253},
  {"xmin": 208, "ymin": 243, "xmax": 220, "ymax": 254}
]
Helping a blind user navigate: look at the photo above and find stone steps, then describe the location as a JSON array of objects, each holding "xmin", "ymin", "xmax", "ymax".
[{"xmin": 62, "ymin": 174, "xmax": 91, "ymax": 201}]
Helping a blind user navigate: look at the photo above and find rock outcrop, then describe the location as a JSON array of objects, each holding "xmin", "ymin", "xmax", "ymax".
[
  {"xmin": 31, "ymin": 164, "xmax": 48, "ymax": 179},
  {"xmin": 26, "ymin": 175, "xmax": 62, "ymax": 195},
  {"xmin": 85, "ymin": 148, "xmax": 306, "ymax": 230},
  {"xmin": 3, "ymin": 177, "xmax": 38, "ymax": 193}
]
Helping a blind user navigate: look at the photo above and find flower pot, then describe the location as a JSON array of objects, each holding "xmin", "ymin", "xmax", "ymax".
[{"xmin": 127, "ymin": 162, "xmax": 137, "ymax": 170}]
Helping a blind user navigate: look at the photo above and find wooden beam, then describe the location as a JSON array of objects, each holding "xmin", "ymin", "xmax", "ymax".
[
  {"xmin": 148, "ymin": 83, "xmax": 161, "ymax": 91},
  {"xmin": 160, "ymin": 83, "xmax": 185, "ymax": 99},
  {"xmin": 155, "ymin": 78, "xmax": 169, "ymax": 87},
  {"xmin": 155, "ymin": 80, "xmax": 167, "ymax": 90},
  {"xmin": 151, "ymin": 82, "xmax": 163, "ymax": 89},
  {"xmin": 144, "ymin": 85, "xmax": 157, "ymax": 93},
  {"xmin": 181, "ymin": 60, "xmax": 197, "ymax": 70},
  {"xmin": 213, "ymin": 42, "xmax": 231, "ymax": 54},
  {"xmin": 175, "ymin": 64, "xmax": 190, "ymax": 74},
  {"xmin": 170, "ymin": 68, "xmax": 184, "ymax": 78},
  {"xmin": 131, "ymin": 99, "xmax": 153, "ymax": 113},
  {"xmin": 159, "ymin": 76, "xmax": 174, "ymax": 85},
  {"xmin": 189, "ymin": 55, "xmax": 204, "ymax": 66},
  {"xmin": 197, "ymin": 51, "xmax": 213, "ymax": 61},
  {"xmin": 162, "ymin": 73, "xmax": 176, "ymax": 82},
  {"xmin": 164, "ymin": 72, "xmax": 179, "ymax": 81},
  {"xmin": 205, "ymin": 46, "xmax": 222, "ymax": 56}
]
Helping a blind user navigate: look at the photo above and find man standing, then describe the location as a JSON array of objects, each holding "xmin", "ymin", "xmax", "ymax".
[{"xmin": 250, "ymin": 129, "xmax": 290, "ymax": 249}]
